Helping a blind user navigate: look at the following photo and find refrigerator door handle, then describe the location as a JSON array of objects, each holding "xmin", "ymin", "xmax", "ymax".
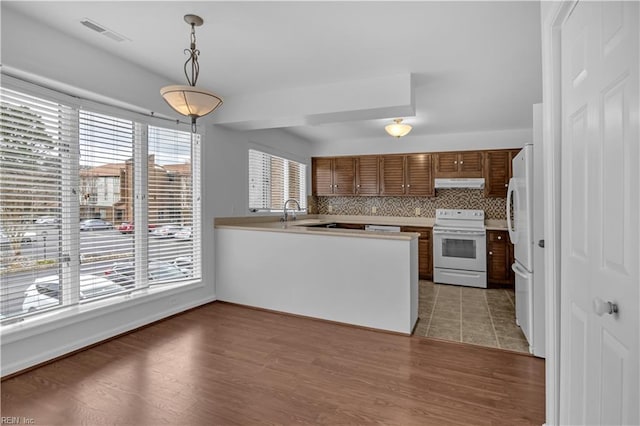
[
  {"xmin": 511, "ymin": 262, "xmax": 529, "ymax": 278},
  {"xmin": 506, "ymin": 178, "xmax": 519, "ymax": 244}
]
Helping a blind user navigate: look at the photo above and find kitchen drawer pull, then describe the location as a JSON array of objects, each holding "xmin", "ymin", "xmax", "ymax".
[
  {"xmin": 489, "ymin": 251, "xmax": 493, "ymax": 255},
  {"xmin": 497, "ymin": 235, "xmax": 502, "ymax": 240}
]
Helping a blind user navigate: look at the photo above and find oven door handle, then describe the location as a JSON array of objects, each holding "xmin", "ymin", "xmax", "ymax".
[{"xmin": 433, "ymin": 229, "xmax": 486, "ymax": 236}]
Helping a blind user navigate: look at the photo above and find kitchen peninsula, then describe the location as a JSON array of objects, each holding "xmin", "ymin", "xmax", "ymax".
[{"xmin": 214, "ymin": 216, "xmax": 420, "ymax": 334}]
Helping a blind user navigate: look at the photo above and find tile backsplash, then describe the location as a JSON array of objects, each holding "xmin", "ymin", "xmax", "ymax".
[{"xmin": 310, "ymin": 189, "xmax": 506, "ymax": 220}]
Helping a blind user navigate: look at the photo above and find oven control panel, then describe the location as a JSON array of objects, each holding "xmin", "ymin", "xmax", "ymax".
[{"xmin": 435, "ymin": 209, "xmax": 485, "ymax": 229}]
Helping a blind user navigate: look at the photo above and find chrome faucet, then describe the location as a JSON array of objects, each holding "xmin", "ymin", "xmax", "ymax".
[{"xmin": 281, "ymin": 199, "xmax": 301, "ymax": 222}]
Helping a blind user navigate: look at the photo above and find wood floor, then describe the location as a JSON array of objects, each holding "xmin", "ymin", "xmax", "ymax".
[{"xmin": 1, "ymin": 302, "xmax": 545, "ymax": 425}]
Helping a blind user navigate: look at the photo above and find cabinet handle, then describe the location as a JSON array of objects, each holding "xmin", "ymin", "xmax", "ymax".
[
  {"xmin": 357, "ymin": 184, "xmax": 361, "ymax": 188},
  {"xmin": 497, "ymin": 235, "xmax": 502, "ymax": 240},
  {"xmin": 401, "ymin": 184, "xmax": 405, "ymax": 188},
  {"xmin": 335, "ymin": 184, "xmax": 338, "ymax": 188},
  {"xmin": 454, "ymin": 160, "xmax": 458, "ymax": 164},
  {"xmin": 407, "ymin": 184, "xmax": 411, "ymax": 188},
  {"xmin": 489, "ymin": 251, "xmax": 493, "ymax": 255},
  {"xmin": 460, "ymin": 161, "xmax": 464, "ymax": 164}
]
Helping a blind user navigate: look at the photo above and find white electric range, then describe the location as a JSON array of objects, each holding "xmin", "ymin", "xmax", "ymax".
[{"xmin": 432, "ymin": 209, "xmax": 487, "ymax": 288}]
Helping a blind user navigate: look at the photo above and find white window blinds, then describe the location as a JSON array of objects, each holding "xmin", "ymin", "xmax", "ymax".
[
  {"xmin": 248, "ymin": 149, "xmax": 307, "ymax": 211},
  {"xmin": 0, "ymin": 83, "xmax": 201, "ymax": 322},
  {"xmin": 1, "ymin": 87, "xmax": 75, "ymax": 315},
  {"xmin": 147, "ymin": 126, "xmax": 200, "ymax": 283},
  {"xmin": 78, "ymin": 110, "xmax": 137, "ymax": 298}
]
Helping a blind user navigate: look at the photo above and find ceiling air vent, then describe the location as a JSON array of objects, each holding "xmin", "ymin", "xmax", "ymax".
[{"xmin": 80, "ymin": 18, "xmax": 130, "ymax": 42}]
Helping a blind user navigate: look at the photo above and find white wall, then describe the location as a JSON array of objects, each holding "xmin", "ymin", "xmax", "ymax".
[
  {"xmin": 207, "ymin": 126, "xmax": 312, "ymax": 218},
  {"xmin": 0, "ymin": 5, "xmax": 310, "ymax": 376},
  {"xmin": 310, "ymin": 128, "xmax": 532, "ymax": 157}
]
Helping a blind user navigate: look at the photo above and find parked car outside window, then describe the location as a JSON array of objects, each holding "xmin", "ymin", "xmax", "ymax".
[
  {"xmin": 171, "ymin": 256, "xmax": 193, "ymax": 276},
  {"xmin": 117, "ymin": 222, "xmax": 158, "ymax": 234},
  {"xmin": 79, "ymin": 219, "xmax": 113, "ymax": 231},
  {"xmin": 174, "ymin": 227, "xmax": 192, "ymax": 240},
  {"xmin": 104, "ymin": 260, "xmax": 188, "ymax": 287},
  {"xmin": 150, "ymin": 224, "xmax": 182, "ymax": 238},
  {"xmin": 22, "ymin": 274, "xmax": 123, "ymax": 313},
  {"xmin": 35, "ymin": 216, "xmax": 60, "ymax": 225}
]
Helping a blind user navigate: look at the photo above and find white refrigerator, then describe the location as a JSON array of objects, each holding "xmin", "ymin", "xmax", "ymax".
[{"xmin": 507, "ymin": 142, "xmax": 545, "ymax": 358}]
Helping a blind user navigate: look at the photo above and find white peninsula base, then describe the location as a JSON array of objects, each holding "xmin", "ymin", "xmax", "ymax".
[{"xmin": 215, "ymin": 227, "xmax": 418, "ymax": 334}]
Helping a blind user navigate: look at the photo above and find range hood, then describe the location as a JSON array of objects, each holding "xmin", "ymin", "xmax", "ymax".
[{"xmin": 434, "ymin": 178, "xmax": 485, "ymax": 189}]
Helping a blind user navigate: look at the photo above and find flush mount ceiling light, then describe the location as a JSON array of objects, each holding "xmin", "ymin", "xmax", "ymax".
[
  {"xmin": 160, "ymin": 14, "xmax": 223, "ymax": 132},
  {"xmin": 385, "ymin": 118, "xmax": 412, "ymax": 138}
]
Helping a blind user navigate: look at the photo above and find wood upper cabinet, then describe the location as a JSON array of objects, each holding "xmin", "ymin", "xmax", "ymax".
[
  {"xmin": 312, "ymin": 157, "xmax": 355, "ymax": 196},
  {"xmin": 433, "ymin": 151, "xmax": 484, "ymax": 178},
  {"xmin": 379, "ymin": 155, "xmax": 406, "ymax": 195},
  {"xmin": 401, "ymin": 226, "xmax": 433, "ymax": 280},
  {"xmin": 405, "ymin": 154, "xmax": 434, "ymax": 196},
  {"xmin": 355, "ymin": 156, "xmax": 379, "ymax": 195},
  {"xmin": 333, "ymin": 157, "xmax": 356, "ymax": 195},
  {"xmin": 380, "ymin": 154, "xmax": 434, "ymax": 197},
  {"xmin": 484, "ymin": 149, "xmax": 521, "ymax": 198},
  {"xmin": 487, "ymin": 230, "xmax": 514, "ymax": 286},
  {"xmin": 312, "ymin": 157, "xmax": 334, "ymax": 196}
]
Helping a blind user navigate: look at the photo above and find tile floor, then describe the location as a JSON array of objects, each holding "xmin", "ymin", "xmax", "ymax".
[{"xmin": 414, "ymin": 280, "xmax": 530, "ymax": 353}]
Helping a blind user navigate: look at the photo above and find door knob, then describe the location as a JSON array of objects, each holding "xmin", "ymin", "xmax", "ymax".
[{"xmin": 593, "ymin": 298, "xmax": 618, "ymax": 316}]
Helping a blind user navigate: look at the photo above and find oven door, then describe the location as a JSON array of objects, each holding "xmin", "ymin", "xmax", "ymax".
[{"xmin": 433, "ymin": 228, "xmax": 486, "ymax": 272}]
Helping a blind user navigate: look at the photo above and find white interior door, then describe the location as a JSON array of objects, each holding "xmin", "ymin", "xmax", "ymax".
[{"xmin": 560, "ymin": 1, "xmax": 639, "ymax": 425}]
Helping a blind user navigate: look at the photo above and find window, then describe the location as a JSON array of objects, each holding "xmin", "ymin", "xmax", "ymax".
[
  {"xmin": 0, "ymin": 83, "xmax": 201, "ymax": 321},
  {"xmin": 248, "ymin": 149, "xmax": 307, "ymax": 212}
]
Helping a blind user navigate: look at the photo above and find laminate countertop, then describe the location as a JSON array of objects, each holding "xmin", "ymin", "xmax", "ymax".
[
  {"xmin": 214, "ymin": 216, "xmax": 420, "ymax": 241},
  {"xmin": 215, "ymin": 215, "xmax": 510, "ymax": 236}
]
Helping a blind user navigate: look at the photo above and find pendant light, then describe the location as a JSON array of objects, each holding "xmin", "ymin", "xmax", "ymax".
[
  {"xmin": 385, "ymin": 118, "xmax": 412, "ymax": 138},
  {"xmin": 160, "ymin": 14, "xmax": 223, "ymax": 132}
]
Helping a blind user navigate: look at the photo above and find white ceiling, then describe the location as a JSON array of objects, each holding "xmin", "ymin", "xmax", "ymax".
[{"xmin": 4, "ymin": 1, "xmax": 543, "ymax": 143}]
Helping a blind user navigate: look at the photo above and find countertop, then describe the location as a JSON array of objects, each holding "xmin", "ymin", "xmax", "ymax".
[
  {"xmin": 215, "ymin": 215, "xmax": 509, "ymax": 237},
  {"xmin": 214, "ymin": 216, "xmax": 419, "ymax": 241}
]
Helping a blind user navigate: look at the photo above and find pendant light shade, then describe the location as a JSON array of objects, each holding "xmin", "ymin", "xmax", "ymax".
[
  {"xmin": 160, "ymin": 14, "xmax": 223, "ymax": 132},
  {"xmin": 385, "ymin": 118, "xmax": 412, "ymax": 138},
  {"xmin": 160, "ymin": 85, "xmax": 223, "ymax": 118}
]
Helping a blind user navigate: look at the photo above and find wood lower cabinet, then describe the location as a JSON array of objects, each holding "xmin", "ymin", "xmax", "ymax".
[
  {"xmin": 433, "ymin": 151, "xmax": 484, "ymax": 178},
  {"xmin": 335, "ymin": 223, "xmax": 366, "ymax": 230},
  {"xmin": 401, "ymin": 226, "xmax": 432, "ymax": 280},
  {"xmin": 484, "ymin": 149, "xmax": 521, "ymax": 198},
  {"xmin": 487, "ymin": 230, "xmax": 514, "ymax": 286}
]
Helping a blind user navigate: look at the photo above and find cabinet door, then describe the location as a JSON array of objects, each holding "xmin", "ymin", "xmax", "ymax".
[
  {"xmin": 379, "ymin": 155, "xmax": 406, "ymax": 195},
  {"xmin": 312, "ymin": 157, "xmax": 334, "ymax": 196},
  {"xmin": 484, "ymin": 150, "xmax": 511, "ymax": 197},
  {"xmin": 356, "ymin": 156, "xmax": 379, "ymax": 195},
  {"xmin": 333, "ymin": 157, "xmax": 355, "ymax": 195},
  {"xmin": 401, "ymin": 227, "xmax": 432, "ymax": 280},
  {"xmin": 433, "ymin": 152, "xmax": 460, "ymax": 177},
  {"xmin": 405, "ymin": 154, "xmax": 434, "ymax": 196},
  {"xmin": 424, "ymin": 228, "xmax": 433, "ymax": 279},
  {"xmin": 487, "ymin": 230, "xmax": 512, "ymax": 285},
  {"xmin": 458, "ymin": 151, "xmax": 484, "ymax": 177}
]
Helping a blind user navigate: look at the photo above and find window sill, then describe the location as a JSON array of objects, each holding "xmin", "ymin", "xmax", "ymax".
[{"xmin": 0, "ymin": 279, "xmax": 205, "ymax": 344}]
